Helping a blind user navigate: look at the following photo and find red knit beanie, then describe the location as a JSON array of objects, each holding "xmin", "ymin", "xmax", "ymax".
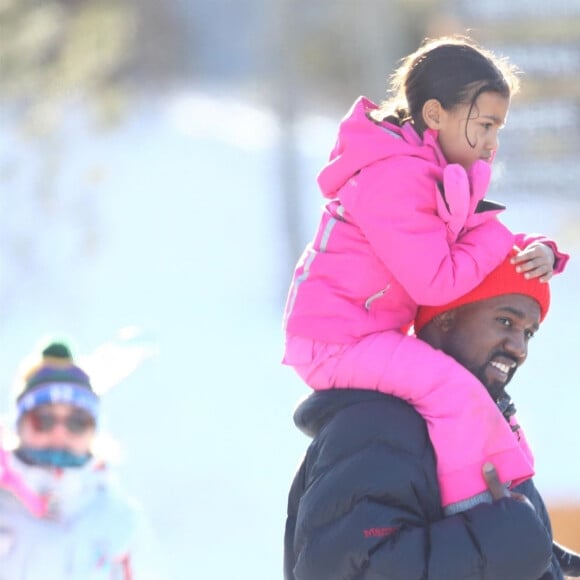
[{"xmin": 414, "ymin": 246, "xmax": 551, "ymax": 334}]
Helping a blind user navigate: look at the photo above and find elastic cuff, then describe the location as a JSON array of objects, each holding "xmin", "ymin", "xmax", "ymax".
[{"xmin": 444, "ymin": 489, "xmax": 498, "ymax": 516}]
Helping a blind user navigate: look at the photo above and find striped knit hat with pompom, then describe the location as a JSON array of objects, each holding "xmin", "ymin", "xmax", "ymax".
[{"xmin": 15, "ymin": 342, "xmax": 99, "ymax": 422}]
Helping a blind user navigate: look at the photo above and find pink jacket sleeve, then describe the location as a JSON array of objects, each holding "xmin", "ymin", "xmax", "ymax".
[{"xmin": 339, "ymin": 158, "xmax": 515, "ymax": 306}]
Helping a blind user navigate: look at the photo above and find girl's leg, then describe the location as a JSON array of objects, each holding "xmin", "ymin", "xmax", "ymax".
[{"xmin": 284, "ymin": 332, "xmax": 534, "ymax": 512}]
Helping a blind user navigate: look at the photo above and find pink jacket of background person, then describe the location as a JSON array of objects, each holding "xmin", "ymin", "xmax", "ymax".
[{"xmin": 282, "ymin": 96, "xmax": 569, "ymax": 510}]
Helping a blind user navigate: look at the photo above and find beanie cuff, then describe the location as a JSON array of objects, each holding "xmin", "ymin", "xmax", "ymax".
[
  {"xmin": 17, "ymin": 383, "xmax": 99, "ymax": 421},
  {"xmin": 414, "ymin": 246, "xmax": 550, "ymax": 334}
]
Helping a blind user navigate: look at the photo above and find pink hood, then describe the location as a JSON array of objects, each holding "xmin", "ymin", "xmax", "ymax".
[{"xmin": 318, "ymin": 97, "xmax": 446, "ymax": 199}]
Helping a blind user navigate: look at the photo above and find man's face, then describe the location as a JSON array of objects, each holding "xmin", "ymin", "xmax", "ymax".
[
  {"xmin": 18, "ymin": 403, "xmax": 96, "ymax": 456},
  {"xmin": 439, "ymin": 294, "xmax": 541, "ymax": 401}
]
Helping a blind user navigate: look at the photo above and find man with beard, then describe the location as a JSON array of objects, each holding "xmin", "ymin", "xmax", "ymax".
[{"xmin": 284, "ymin": 246, "xmax": 580, "ymax": 580}]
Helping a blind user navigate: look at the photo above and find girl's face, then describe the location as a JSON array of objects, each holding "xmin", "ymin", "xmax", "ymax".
[{"xmin": 433, "ymin": 91, "xmax": 509, "ymax": 170}]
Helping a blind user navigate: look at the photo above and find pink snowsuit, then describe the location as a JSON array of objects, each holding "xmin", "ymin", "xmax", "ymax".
[{"xmin": 282, "ymin": 96, "xmax": 569, "ymax": 512}]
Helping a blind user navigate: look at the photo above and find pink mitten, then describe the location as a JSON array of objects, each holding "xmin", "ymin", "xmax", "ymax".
[
  {"xmin": 437, "ymin": 164, "xmax": 470, "ymax": 240},
  {"xmin": 468, "ymin": 160, "xmax": 492, "ymax": 211}
]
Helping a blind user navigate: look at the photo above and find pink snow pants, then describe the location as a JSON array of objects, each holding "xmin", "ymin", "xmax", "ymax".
[{"xmin": 283, "ymin": 331, "xmax": 535, "ymax": 511}]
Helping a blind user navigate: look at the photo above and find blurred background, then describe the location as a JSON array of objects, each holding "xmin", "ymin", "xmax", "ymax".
[{"xmin": 1, "ymin": 0, "xmax": 579, "ymax": 577}]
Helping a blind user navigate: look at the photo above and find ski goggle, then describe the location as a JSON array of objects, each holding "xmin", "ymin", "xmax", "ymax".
[{"xmin": 26, "ymin": 409, "xmax": 96, "ymax": 434}]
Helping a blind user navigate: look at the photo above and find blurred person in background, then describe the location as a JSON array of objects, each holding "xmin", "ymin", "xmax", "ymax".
[
  {"xmin": 0, "ymin": 340, "xmax": 166, "ymax": 579},
  {"xmin": 282, "ymin": 34, "xmax": 569, "ymax": 516},
  {"xmin": 284, "ymin": 248, "xmax": 580, "ymax": 579}
]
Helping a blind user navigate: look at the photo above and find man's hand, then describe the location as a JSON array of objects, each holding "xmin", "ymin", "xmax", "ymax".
[
  {"xmin": 511, "ymin": 243, "xmax": 555, "ymax": 283},
  {"xmin": 482, "ymin": 463, "xmax": 536, "ymax": 510}
]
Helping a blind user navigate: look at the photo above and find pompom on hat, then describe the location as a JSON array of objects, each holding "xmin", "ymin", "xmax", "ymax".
[
  {"xmin": 414, "ymin": 246, "xmax": 551, "ymax": 334},
  {"xmin": 15, "ymin": 341, "xmax": 99, "ymax": 422}
]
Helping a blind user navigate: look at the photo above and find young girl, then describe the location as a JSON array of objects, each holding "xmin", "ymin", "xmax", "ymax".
[{"xmin": 282, "ymin": 35, "xmax": 569, "ymax": 515}]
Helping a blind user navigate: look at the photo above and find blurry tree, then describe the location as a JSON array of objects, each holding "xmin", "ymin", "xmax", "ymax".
[
  {"xmin": 0, "ymin": 0, "xmax": 196, "ymax": 321},
  {"xmin": 0, "ymin": 0, "xmax": 138, "ymax": 134},
  {"xmin": 125, "ymin": 0, "xmax": 193, "ymax": 89},
  {"xmin": 0, "ymin": 0, "xmax": 139, "ymax": 318}
]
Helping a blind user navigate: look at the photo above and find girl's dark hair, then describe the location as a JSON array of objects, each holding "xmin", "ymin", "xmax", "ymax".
[{"xmin": 372, "ymin": 35, "xmax": 520, "ymax": 134}]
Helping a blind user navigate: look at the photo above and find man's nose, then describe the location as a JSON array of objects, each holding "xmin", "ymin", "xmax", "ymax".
[{"xmin": 504, "ymin": 333, "xmax": 527, "ymax": 362}]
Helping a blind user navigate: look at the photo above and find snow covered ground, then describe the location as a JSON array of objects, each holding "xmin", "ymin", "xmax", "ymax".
[{"xmin": 0, "ymin": 91, "xmax": 578, "ymax": 578}]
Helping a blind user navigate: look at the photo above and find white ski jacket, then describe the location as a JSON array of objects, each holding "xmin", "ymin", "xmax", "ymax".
[{"xmin": 0, "ymin": 450, "xmax": 165, "ymax": 580}]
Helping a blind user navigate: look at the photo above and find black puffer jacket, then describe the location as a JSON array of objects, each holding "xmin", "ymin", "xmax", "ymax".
[{"xmin": 284, "ymin": 390, "xmax": 566, "ymax": 580}]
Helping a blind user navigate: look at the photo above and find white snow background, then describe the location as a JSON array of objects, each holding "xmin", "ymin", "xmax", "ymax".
[{"xmin": 0, "ymin": 91, "xmax": 578, "ymax": 579}]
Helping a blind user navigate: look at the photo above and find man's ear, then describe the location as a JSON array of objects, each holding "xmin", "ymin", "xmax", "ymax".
[
  {"xmin": 422, "ymin": 98, "xmax": 444, "ymax": 129},
  {"xmin": 433, "ymin": 310, "xmax": 456, "ymax": 332}
]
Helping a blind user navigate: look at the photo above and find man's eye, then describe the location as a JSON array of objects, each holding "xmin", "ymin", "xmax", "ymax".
[
  {"xmin": 525, "ymin": 329, "xmax": 535, "ymax": 340},
  {"xmin": 497, "ymin": 317, "xmax": 511, "ymax": 327}
]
